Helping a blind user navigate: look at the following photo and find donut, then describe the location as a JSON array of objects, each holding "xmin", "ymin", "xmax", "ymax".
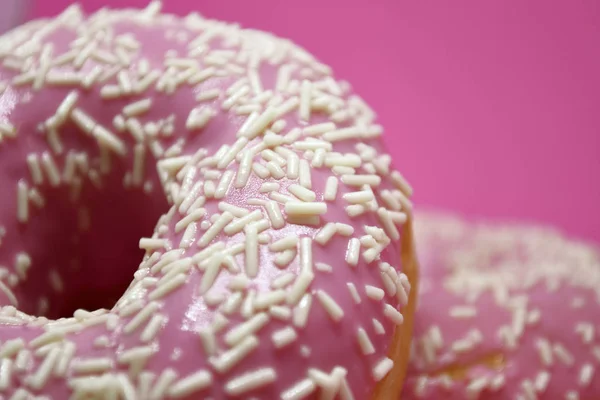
[
  {"xmin": 403, "ymin": 212, "xmax": 600, "ymax": 399},
  {"xmin": 0, "ymin": 3, "xmax": 418, "ymax": 399}
]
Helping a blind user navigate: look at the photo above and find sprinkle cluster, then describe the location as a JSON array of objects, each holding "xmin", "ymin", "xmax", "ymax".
[
  {"xmin": 405, "ymin": 212, "xmax": 600, "ymax": 400},
  {"xmin": 0, "ymin": 2, "xmax": 413, "ymax": 399}
]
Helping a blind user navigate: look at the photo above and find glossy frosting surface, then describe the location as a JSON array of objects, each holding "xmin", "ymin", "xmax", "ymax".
[
  {"xmin": 0, "ymin": 3, "xmax": 413, "ymax": 399},
  {"xmin": 404, "ymin": 212, "xmax": 600, "ymax": 400}
]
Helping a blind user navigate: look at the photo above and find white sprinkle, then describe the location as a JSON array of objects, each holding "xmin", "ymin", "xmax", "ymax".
[
  {"xmin": 275, "ymin": 249, "xmax": 297, "ymax": 268},
  {"xmin": 285, "ymin": 202, "xmax": 327, "ymax": 216},
  {"xmin": 534, "ymin": 370, "xmax": 551, "ymax": 393},
  {"xmin": 287, "ymin": 153, "xmax": 300, "ymax": 179},
  {"xmin": 218, "ymin": 202, "xmax": 250, "ymax": 218},
  {"xmin": 175, "ymin": 208, "xmax": 206, "ymax": 233},
  {"xmin": 316, "ymin": 290, "xmax": 344, "ymax": 322},
  {"xmin": 303, "ymin": 121, "xmax": 336, "ymax": 136},
  {"xmin": 214, "ymin": 170, "xmax": 234, "ymax": 199},
  {"xmin": 26, "ymin": 346, "xmax": 60, "ymax": 389},
  {"xmin": 272, "ymin": 327, "xmax": 298, "ymax": 349},
  {"xmin": 383, "ymin": 304, "xmax": 404, "ymax": 325},
  {"xmin": 71, "ymin": 357, "xmax": 113, "ymax": 374},
  {"xmin": 346, "ymin": 204, "xmax": 365, "ymax": 217},
  {"xmin": 335, "ymin": 224, "xmax": 354, "ymax": 237},
  {"xmin": 274, "ymin": 96, "xmax": 300, "ymax": 119},
  {"xmin": 341, "ymin": 174, "xmax": 381, "ymax": 186},
  {"xmin": 322, "ymin": 126, "xmax": 363, "ymax": 142},
  {"xmin": 140, "ymin": 314, "xmax": 165, "ymax": 343},
  {"xmin": 318, "ymin": 178, "xmax": 338, "ymax": 203},
  {"xmin": 198, "ymin": 328, "xmax": 217, "ymax": 356},
  {"xmin": 565, "ymin": 390, "xmax": 580, "ymax": 400},
  {"xmin": 211, "ymin": 336, "xmax": 259, "ymax": 373},
  {"xmin": 150, "ymin": 368, "xmax": 178, "ymax": 400},
  {"xmin": 299, "ymin": 80, "xmax": 312, "ymax": 120},
  {"xmin": 0, "ymin": 358, "xmax": 12, "ymax": 390},
  {"xmin": 372, "ymin": 357, "xmax": 394, "ymax": 381},
  {"xmin": 52, "ymin": 340, "xmax": 75, "ymax": 377},
  {"xmin": 149, "ymin": 273, "xmax": 186, "ymax": 300},
  {"xmin": 390, "ymin": 170, "xmax": 413, "ymax": 196},
  {"xmin": 0, "ymin": 338, "xmax": 25, "ymax": 358},
  {"xmin": 123, "ymin": 98, "xmax": 152, "ymax": 117},
  {"xmin": 276, "ymin": 64, "xmax": 295, "ymax": 92},
  {"xmin": 196, "ymin": 88, "xmax": 221, "ymax": 102},
  {"xmin": 225, "ymin": 368, "xmax": 277, "ymax": 396},
  {"xmin": 237, "ymin": 111, "xmax": 260, "ymax": 137},
  {"xmin": 222, "ymin": 85, "xmax": 250, "ymax": 110},
  {"xmin": 466, "ymin": 377, "xmax": 489, "ymax": 398},
  {"xmin": 244, "ymin": 224, "xmax": 260, "ymax": 277},
  {"xmin": 244, "ymin": 106, "xmax": 277, "ymax": 139},
  {"xmin": 254, "ymin": 290, "xmax": 286, "ymax": 310},
  {"xmin": 198, "ymin": 211, "xmax": 234, "ymax": 247},
  {"xmin": 357, "ymin": 327, "xmax": 376, "ymax": 355},
  {"xmin": 188, "ymin": 67, "xmax": 216, "ymax": 85},
  {"xmin": 365, "ymin": 285, "xmax": 385, "ymax": 301},
  {"xmin": 252, "ymin": 162, "xmax": 270, "ymax": 179},
  {"xmin": 292, "ymin": 293, "xmax": 313, "ymax": 328},
  {"xmin": 71, "ymin": 108, "xmax": 97, "ymax": 134},
  {"xmin": 26, "ymin": 154, "xmax": 44, "ymax": 185},
  {"xmin": 167, "ymin": 370, "xmax": 212, "ymax": 398},
  {"xmin": 371, "ymin": 319, "xmax": 386, "ymax": 335},
  {"xmin": 342, "ymin": 283, "xmax": 361, "ymax": 305},
  {"xmin": 40, "ymin": 152, "xmax": 61, "ymax": 186},
  {"xmin": 343, "ymin": 190, "xmax": 374, "ymax": 204},
  {"xmin": 281, "ymin": 378, "xmax": 317, "ymax": 400},
  {"xmin": 377, "ymin": 207, "xmax": 400, "ymax": 240},
  {"xmin": 218, "ymin": 137, "xmax": 249, "ymax": 169},
  {"xmin": 93, "ymin": 125, "xmax": 126, "ymax": 156},
  {"xmin": 287, "ymin": 271, "xmax": 314, "ymax": 306},
  {"xmin": 315, "ymin": 262, "xmax": 333, "ymax": 273},
  {"xmin": 298, "ymin": 237, "xmax": 313, "ymax": 275},
  {"xmin": 264, "ymin": 201, "xmax": 285, "ymax": 229},
  {"xmin": 579, "ymin": 363, "xmax": 594, "ymax": 387},
  {"xmin": 299, "ymin": 159, "xmax": 312, "ymax": 188},
  {"xmin": 260, "ymin": 182, "xmax": 280, "ymax": 193},
  {"xmin": 315, "ymin": 223, "xmax": 337, "ymax": 245},
  {"xmin": 288, "ymin": 184, "xmax": 317, "ymax": 202},
  {"xmin": 124, "ymin": 301, "xmax": 160, "ymax": 334},
  {"xmin": 553, "ymin": 343, "xmax": 574, "ymax": 366},
  {"xmin": 139, "ymin": 238, "xmax": 167, "ymax": 251},
  {"xmin": 345, "ymin": 238, "xmax": 361, "ymax": 267},
  {"xmin": 234, "ymin": 151, "xmax": 254, "ymax": 188},
  {"xmin": 380, "ymin": 190, "xmax": 402, "ymax": 211},
  {"xmin": 117, "ymin": 346, "xmax": 155, "ymax": 366},
  {"xmin": 16, "ymin": 180, "xmax": 29, "ymax": 223},
  {"xmin": 450, "ymin": 306, "xmax": 478, "ymax": 319},
  {"xmin": 48, "ymin": 269, "xmax": 63, "ymax": 293},
  {"xmin": 198, "ymin": 253, "xmax": 226, "ymax": 294},
  {"xmin": 270, "ymin": 305, "xmax": 293, "ymax": 321},
  {"xmin": 270, "ymin": 236, "xmax": 298, "ymax": 252},
  {"xmin": 186, "ymin": 108, "xmax": 216, "ymax": 130},
  {"xmin": 225, "ymin": 313, "xmax": 270, "ymax": 346},
  {"xmin": 536, "ymin": 338, "xmax": 554, "ymax": 367},
  {"xmin": 241, "ymin": 289, "xmax": 256, "ymax": 318}
]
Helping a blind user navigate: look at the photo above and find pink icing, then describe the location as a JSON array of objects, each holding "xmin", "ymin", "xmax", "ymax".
[
  {"xmin": 0, "ymin": 3, "xmax": 413, "ymax": 399},
  {"xmin": 404, "ymin": 212, "xmax": 600, "ymax": 399}
]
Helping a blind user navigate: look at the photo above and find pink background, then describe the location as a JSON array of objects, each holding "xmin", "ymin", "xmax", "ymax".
[{"xmin": 22, "ymin": 1, "xmax": 600, "ymax": 243}]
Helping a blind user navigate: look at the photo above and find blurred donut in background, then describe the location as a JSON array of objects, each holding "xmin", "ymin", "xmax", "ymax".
[{"xmin": 404, "ymin": 212, "xmax": 600, "ymax": 399}]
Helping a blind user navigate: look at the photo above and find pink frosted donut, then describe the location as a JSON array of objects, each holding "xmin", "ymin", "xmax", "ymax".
[
  {"xmin": 404, "ymin": 212, "xmax": 600, "ymax": 399},
  {"xmin": 0, "ymin": 3, "xmax": 418, "ymax": 399}
]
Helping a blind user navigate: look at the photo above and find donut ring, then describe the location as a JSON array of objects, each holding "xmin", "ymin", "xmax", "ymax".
[
  {"xmin": 404, "ymin": 212, "xmax": 600, "ymax": 399},
  {"xmin": 0, "ymin": 3, "xmax": 417, "ymax": 399}
]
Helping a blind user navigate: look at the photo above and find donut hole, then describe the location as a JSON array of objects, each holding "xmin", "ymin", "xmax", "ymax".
[{"xmin": 14, "ymin": 170, "xmax": 167, "ymax": 320}]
